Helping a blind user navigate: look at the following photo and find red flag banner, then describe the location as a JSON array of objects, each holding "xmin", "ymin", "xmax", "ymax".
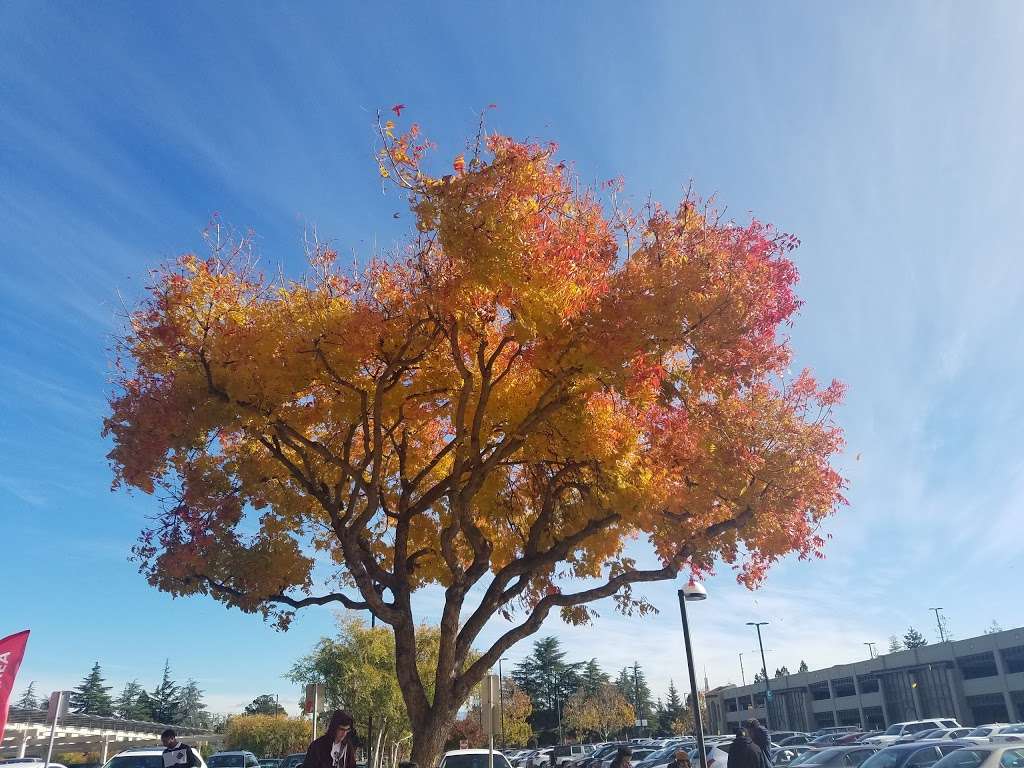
[{"xmin": 0, "ymin": 630, "xmax": 30, "ymax": 743}]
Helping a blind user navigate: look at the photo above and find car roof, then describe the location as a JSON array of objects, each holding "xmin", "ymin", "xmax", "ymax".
[
  {"xmin": 211, "ymin": 753, "xmax": 254, "ymax": 757},
  {"xmin": 114, "ymin": 750, "xmax": 167, "ymax": 756},
  {"xmin": 444, "ymin": 751, "xmax": 508, "ymax": 756}
]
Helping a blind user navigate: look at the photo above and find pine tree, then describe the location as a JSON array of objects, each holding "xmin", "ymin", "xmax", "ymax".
[
  {"xmin": 71, "ymin": 662, "xmax": 114, "ymax": 716},
  {"xmin": 774, "ymin": 666, "xmax": 790, "ymax": 678},
  {"xmin": 16, "ymin": 682, "xmax": 39, "ymax": 710},
  {"xmin": 511, "ymin": 637, "xmax": 582, "ymax": 737},
  {"xmin": 665, "ymin": 680, "xmax": 683, "ymax": 723},
  {"xmin": 753, "ymin": 670, "xmax": 766, "ymax": 684},
  {"xmin": 985, "ymin": 620, "xmax": 1003, "ymax": 635},
  {"xmin": 797, "ymin": 661, "xmax": 809, "ymax": 673},
  {"xmin": 176, "ymin": 679, "xmax": 209, "ymax": 727},
  {"xmin": 903, "ymin": 627, "xmax": 928, "ymax": 649},
  {"xmin": 114, "ymin": 680, "xmax": 147, "ymax": 720},
  {"xmin": 615, "ymin": 663, "xmax": 653, "ymax": 725},
  {"xmin": 888, "ymin": 635, "xmax": 903, "ymax": 653},
  {"xmin": 135, "ymin": 690, "xmax": 155, "ymax": 722},
  {"xmin": 150, "ymin": 660, "xmax": 180, "ymax": 724},
  {"xmin": 580, "ymin": 659, "xmax": 610, "ymax": 695}
]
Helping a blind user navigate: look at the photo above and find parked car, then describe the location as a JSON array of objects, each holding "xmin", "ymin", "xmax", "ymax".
[
  {"xmin": 551, "ymin": 746, "xmax": 593, "ymax": 768},
  {"xmin": 962, "ymin": 726, "xmax": 1018, "ymax": 744},
  {"xmin": 602, "ymin": 750, "xmax": 655, "ymax": 768},
  {"xmin": 791, "ymin": 746, "xmax": 879, "ymax": 768},
  {"xmin": 812, "ymin": 736, "xmax": 853, "ymax": 748},
  {"xmin": 530, "ymin": 750, "xmax": 554, "ymax": 768},
  {"xmin": 209, "ymin": 753, "xmax": 262, "ymax": 768},
  {"xmin": 103, "ymin": 749, "xmax": 210, "ymax": 768},
  {"xmin": 260, "ymin": 760, "xmax": 283, "ymax": 768},
  {"xmin": 912, "ymin": 731, "xmax": 973, "ymax": 744},
  {"xmin": 773, "ymin": 746, "xmax": 814, "ymax": 766},
  {"xmin": 834, "ymin": 735, "xmax": 868, "ymax": 747},
  {"xmin": 280, "ymin": 754, "xmax": 306, "ymax": 768},
  {"xmin": 858, "ymin": 742, "xmax": 967, "ymax": 768},
  {"xmin": 781, "ymin": 737, "xmax": 815, "ymax": 747},
  {"xmin": 992, "ymin": 725, "xmax": 1024, "ymax": 744},
  {"xmin": 931, "ymin": 745, "xmax": 1024, "ymax": 768},
  {"xmin": 577, "ymin": 745, "xmax": 623, "ymax": 768},
  {"xmin": 439, "ymin": 750, "xmax": 513, "ymax": 768},
  {"xmin": 635, "ymin": 746, "xmax": 681, "ymax": 768},
  {"xmin": 865, "ymin": 722, "xmax": 963, "ymax": 747},
  {"xmin": 773, "ymin": 734, "xmax": 811, "ymax": 745},
  {"xmin": 685, "ymin": 745, "xmax": 729, "ymax": 768}
]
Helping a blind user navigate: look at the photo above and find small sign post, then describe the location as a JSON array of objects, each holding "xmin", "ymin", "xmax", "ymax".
[{"xmin": 479, "ymin": 675, "xmax": 500, "ymax": 768}]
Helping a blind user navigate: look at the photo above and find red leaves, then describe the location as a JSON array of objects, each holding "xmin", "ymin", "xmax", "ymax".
[
  {"xmin": 391, "ymin": 103, "xmax": 406, "ymax": 116},
  {"xmin": 452, "ymin": 153, "xmax": 465, "ymax": 175}
]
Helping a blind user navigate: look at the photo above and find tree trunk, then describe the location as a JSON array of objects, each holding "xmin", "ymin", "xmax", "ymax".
[{"xmin": 410, "ymin": 709, "xmax": 456, "ymax": 768}]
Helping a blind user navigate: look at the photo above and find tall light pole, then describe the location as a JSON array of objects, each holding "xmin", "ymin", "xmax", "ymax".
[
  {"xmin": 739, "ymin": 653, "xmax": 746, "ymax": 686},
  {"xmin": 864, "ymin": 642, "xmax": 877, "ymax": 660},
  {"xmin": 930, "ymin": 608, "xmax": 947, "ymax": 643},
  {"xmin": 678, "ymin": 579, "xmax": 709, "ymax": 768},
  {"xmin": 746, "ymin": 622, "xmax": 772, "ymax": 735},
  {"xmin": 498, "ymin": 658, "xmax": 507, "ymax": 751}
]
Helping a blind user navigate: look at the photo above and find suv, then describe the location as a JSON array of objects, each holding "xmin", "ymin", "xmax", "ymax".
[
  {"xmin": 551, "ymin": 747, "xmax": 593, "ymax": 767},
  {"xmin": 962, "ymin": 725, "xmax": 1018, "ymax": 744},
  {"xmin": 865, "ymin": 721, "xmax": 962, "ymax": 746}
]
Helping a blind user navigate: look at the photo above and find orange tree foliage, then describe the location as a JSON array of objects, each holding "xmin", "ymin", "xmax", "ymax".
[{"xmin": 105, "ymin": 113, "xmax": 845, "ymax": 764}]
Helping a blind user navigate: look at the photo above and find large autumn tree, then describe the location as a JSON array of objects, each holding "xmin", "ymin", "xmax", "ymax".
[{"xmin": 105, "ymin": 112, "xmax": 845, "ymax": 766}]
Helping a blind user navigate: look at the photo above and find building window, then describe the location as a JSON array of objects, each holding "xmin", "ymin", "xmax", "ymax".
[
  {"xmin": 833, "ymin": 678, "xmax": 856, "ymax": 698},
  {"xmin": 811, "ymin": 682, "xmax": 831, "ymax": 701},
  {"xmin": 858, "ymin": 676, "xmax": 880, "ymax": 694},
  {"xmin": 967, "ymin": 693, "xmax": 1008, "ymax": 725},
  {"xmin": 959, "ymin": 652, "xmax": 999, "ymax": 680},
  {"xmin": 1002, "ymin": 646, "xmax": 1024, "ymax": 675}
]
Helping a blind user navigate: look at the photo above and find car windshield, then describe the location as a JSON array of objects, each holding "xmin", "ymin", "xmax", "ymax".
[
  {"xmin": 886, "ymin": 727, "xmax": 906, "ymax": 736},
  {"xmin": 933, "ymin": 751, "xmax": 989, "ymax": 768},
  {"xmin": 802, "ymin": 748, "xmax": 850, "ymax": 765},
  {"xmin": 968, "ymin": 729, "xmax": 992, "ymax": 738},
  {"xmin": 442, "ymin": 756, "xmax": 512, "ymax": 768},
  {"xmin": 861, "ymin": 751, "xmax": 903, "ymax": 768},
  {"xmin": 104, "ymin": 757, "xmax": 165, "ymax": 768},
  {"xmin": 210, "ymin": 758, "xmax": 246, "ymax": 768}
]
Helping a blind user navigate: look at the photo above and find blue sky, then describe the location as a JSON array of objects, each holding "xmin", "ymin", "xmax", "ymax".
[{"xmin": 3, "ymin": 1, "xmax": 1024, "ymax": 714}]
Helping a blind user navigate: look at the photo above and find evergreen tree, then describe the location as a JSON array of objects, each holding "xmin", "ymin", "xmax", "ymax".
[
  {"xmin": 774, "ymin": 666, "xmax": 790, "ymax": 678},
  {"xmin": 71, "ymin": 662, "xmax": 114, "ymax": 716},
  {"xmin": 176, "ymin": 679, "xmax": 210, "ymax": 727},
  {"xmin": 114, "ymin": 680, "xmax": 147, "ymax": 720},
  {"xmin": 511, "ymin": 637, "xmax": 582, "ymax": 738},
  {"xmin": 614, "ymin": 664, "xmax": 653, "ymax": 726},
  {"xmin": 16, "ymin": 682, "xmax": 39, "ymax": 710},
  {"xmin": 150, "ymin": 660, "xmax": 180, "ymax": 724},
  {"xmin": 135, "ymin": 690, "xmax": 155, "ymax": 721},
  {"xmin": 798, "ymin": 661, "xmax": 809, "ymax": 673},
  {"xmin": 903, "ymin": 627, "xmax": 928, "ymax": 649},
  {"xmin": 665, "ymin": 680, "xmax": 683, "ymax": 723},
  {"xmin": 753, "ymin": 670, "xmax": 766, "ymax": 684},
  {"xmin": 985, "ymin": 620, "xmax": 1003, "ymax": 635},
  {"xmin": 888, "ymin": 635, "xmax": 903, "ymax": 653},
  {"xmin": 579, "ymin": 659, "xmax": 610, "ymax": 695}
]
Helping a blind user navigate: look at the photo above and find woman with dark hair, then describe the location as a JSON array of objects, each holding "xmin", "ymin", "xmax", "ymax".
[
  {"xmin": 610, "ymin": 747, "xmax": 633, "ymax": 768},
  {"xmin": 303, "ymin": 710, "xmax": 359, "ymax": 768}
]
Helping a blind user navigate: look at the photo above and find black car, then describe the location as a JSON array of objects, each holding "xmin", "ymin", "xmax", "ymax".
[
  {"xmin": 280, "ymin": 754, "xmax": 306, "ymax": 768},
  {"xmin": 794, "ymin": 747, "xmax": 879, "ymax": 768},
  {"xmin": 859, "ymin": 743, "xmax": 967, "ymax": 768}
]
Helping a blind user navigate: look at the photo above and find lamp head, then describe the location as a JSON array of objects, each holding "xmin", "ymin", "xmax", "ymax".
[{"xmin": 682, "ymin": 579, "xmax": 708, "ymax": 601}]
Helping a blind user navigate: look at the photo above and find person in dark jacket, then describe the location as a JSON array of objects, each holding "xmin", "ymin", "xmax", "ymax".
[
  {"xmin": 160, "ymin": 729, "xmax": 200, "ymax": 768},
  {"xmin": 728, "ymin": 727, "xmax": 765, "ymax": 768},
  {"xmin": 304, "ymin": 710, "xmax": 359, "ymax": 768},
  {"xmin": 610, "ymin": 747, "xmax": 633, "ymax": 768},
  {"xmin": 745, "ymin": 719, "xmax": 772, "ymax": 766}
]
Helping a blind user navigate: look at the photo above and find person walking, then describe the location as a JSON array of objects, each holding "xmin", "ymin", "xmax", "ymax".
[
  {"xmin": 745, "ymin": 720, "xmax": 772, "ymax": 766},
  {"xmin": 304, "ymin": 710, "xmax": 359, "ymax": 768},
  {"xmin": 610, "ymin": 747, "xmax": 633, "ymax": 768},
  {"xmin": 160, "ymin": 729, "xmax": 201, "ymax": 768},
  {"xmin": 666, "ymin": 750, "xmax": 691, "ymax": 768},
  {"xmin": 727, "ymin": 726, "xmax": 765, "ymax": 768}
]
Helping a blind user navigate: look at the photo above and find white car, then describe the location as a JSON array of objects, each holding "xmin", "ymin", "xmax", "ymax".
[
  {"xmin": 103, "ymin": 749, "xmax": 210, "ymax": 768},
  {"xmin": 864, "ymin": 720, "xmax": 962, "ymax": 746},
  {"xmin": 530, "ymin": 750, "xmax": 554, "ymax": 768},
  {"xmin": 440, "ymin": 751, "xmax": 514, "ymax": 768},
  {"xmin": 961, "ymin": 725, "xmax": 1019, "ymax": 744},
  {"xmin": 992, "ymin": 725, "xmax": 1024, "ymax": 744}
]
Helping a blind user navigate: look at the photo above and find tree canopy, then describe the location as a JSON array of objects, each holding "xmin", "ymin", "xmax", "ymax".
[
  {"xmin": 71, "ymin": 662, "xmax": 114, "ymax": 716},
  {"xmin": 105, "ymin": 112, "xmax": 846, "ymax": 765}
]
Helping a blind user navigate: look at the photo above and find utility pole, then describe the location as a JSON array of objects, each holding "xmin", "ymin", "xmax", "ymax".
[
  {"xmin": 498, "ymin": 658, "xmax": 507, "ymax": 751},
  {"xmin": 930, "ymin": 608, "xmax": 946, "ymax": 643},
  {"xmin": 747, "ymin": 622, "xmax": 772, "ymax": 735},
  {"xmin": 739, "ymin": 653, "xmax": 746, "ymax": 686}
]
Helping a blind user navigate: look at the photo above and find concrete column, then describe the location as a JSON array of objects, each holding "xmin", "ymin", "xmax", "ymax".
[
  {"xmin": 877, "ymin": 676, "xmax": 892, "ymax": 727},
  {"xmin": 828, "ymin": 680, "xmax": 839, "ymax": 725},
  {"xmin": 102, "ymin": 735, "xmax": 111, "ymax": 763},
  {"xmin": 945, "ymin": 666, "xmax": 969, "ymax": 725},
  {"xmin": 910, "ymin": 675, "xmax": 924, "ymax": 720},
  {"xmin": 853, "ymin": 676, "xmax": 866, "ymax": 730},
  {"xmin": 19, "ymin": 729, "xmax": 29, "ymax": 758},
  {"xmin": 805, "ymin": 689, "xmax": 816, "ymax": 731},
  {"xmin": 992, "ymin": 646, "xmax": 1018, "ymax": 721}
]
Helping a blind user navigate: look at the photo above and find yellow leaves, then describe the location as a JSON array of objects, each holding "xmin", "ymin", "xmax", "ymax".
[{"xmin": 379, "ymin": 165, "xmax": 390, "ymax": 178}]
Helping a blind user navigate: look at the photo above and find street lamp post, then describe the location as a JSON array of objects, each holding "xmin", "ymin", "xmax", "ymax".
[
  {"xmin": 864, "ymin": 642, "xmax": 877, "ymax": 660},
  {"xmin": 678, "ymin": 580, "xmax": 709, "ymax": 768},
  {"xmin": 930, "ymin": 608, "xmax": 946, "ymax": 643},
  {"xmin": 739, "ymin": 653, "xmax": 746, "ymax": 687},
  {"xmin": 498, "ymin": 658, "xmax": 507, "ymax": 751},
  {"xmin": 746, "ymin": 622, "xmax": 772, "ymax": 735}
]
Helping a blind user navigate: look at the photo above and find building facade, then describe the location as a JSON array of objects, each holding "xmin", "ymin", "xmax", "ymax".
[{"xmin": 705, "ymin": 627, "xmax": 1024, "ymax": 734}]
